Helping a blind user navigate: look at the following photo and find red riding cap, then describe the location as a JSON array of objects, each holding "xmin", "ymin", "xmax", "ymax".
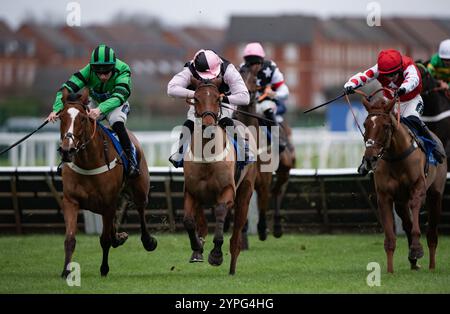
[{"xmin": 377, "ymin": 49, "xmax": 402, "ymax": 74}]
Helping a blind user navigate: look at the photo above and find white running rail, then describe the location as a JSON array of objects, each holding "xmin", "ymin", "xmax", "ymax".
[{"xmin": 0, "ymin": 128, "xmax": 365, "ymax": 169}]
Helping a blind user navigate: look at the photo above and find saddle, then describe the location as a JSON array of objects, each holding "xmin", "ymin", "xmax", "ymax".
[
  {"xmin": 400, "ymin": 118, "xmax": 438, "ymax": 172},
  {"xmin": 97, "ymin": 123, "xmax": 138, "ymax": 175}
]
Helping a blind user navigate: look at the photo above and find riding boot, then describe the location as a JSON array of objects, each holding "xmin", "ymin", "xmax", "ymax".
[
  {"xmin": 263, "ymin": 109, "xmax": 286, "ymax": 152},
  {"xmin": 421, "ymin": 122, "xmax": 446, "ymax": 163},
  {"xmin": 169, "ymin": 120, "xmax": 194, "ymax": 168},
  {"xmin": 218, "ymin": 117, "xmax": 250, "ymax": 168},
  {"xmin": 112, "ymin": 122, "xmax": 140, "ymax": 178}
]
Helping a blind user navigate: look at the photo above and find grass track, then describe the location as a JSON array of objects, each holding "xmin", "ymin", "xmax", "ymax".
[{"xmin": 0, "ymin": 233, "xmax": 449, "ymax": 293}]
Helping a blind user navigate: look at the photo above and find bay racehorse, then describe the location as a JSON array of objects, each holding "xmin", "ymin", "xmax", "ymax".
[
  {"xmin": 183, "ymin": 77, "xmax": 257, "ymax": 275},
  {"xmin": 58, "ymin": 88, "xmax": 157, "ymax": 277},
  {"xmin": 416, "ymin": 62, "xmax": 450, "ymax": 169},
  {"xmin": 237, "ymin": 64, "xmax": 295, "ymax": 241},
  {"xmin": 359, "ymin": 88, "xmax": 446, "ymax": 273}
]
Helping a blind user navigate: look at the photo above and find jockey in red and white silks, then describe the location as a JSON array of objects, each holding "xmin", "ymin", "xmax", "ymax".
[{"xmin": 344, "ymin": 49, "xmax": 445, "ymax": 174}]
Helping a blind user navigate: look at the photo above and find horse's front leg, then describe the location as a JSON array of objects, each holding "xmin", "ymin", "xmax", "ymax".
[
  {"xmin": 408, "ymin": 177, "xmax": 427, "ymax": 261},
  {"xmin": 209, "ymin": 187, "xmax": 234, "ymax": 267},
  {"xmin": 255, "ymin": 172, "xmax": 271, "ymax": 241},
  {"xmin": 61, "ymin": 197, "xmax": 79, "ymax": 278},
  {"xmin": 377, "ymin": 193, "xmax": 396, "ymax": 273},
  {"xmin": 272, "ymin": 169, "xmax": 290, "ymax": 238},
  {"xmin": 183, "ymin": 191, "xmax": 203, "ymax": 262},
  {"xmin": 99, "ymin": 212, "xmax": 114, "ymax": 276}
]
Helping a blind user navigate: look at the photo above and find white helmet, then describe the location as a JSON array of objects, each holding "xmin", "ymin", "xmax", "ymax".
[{"xmin": 438, "ymin": 39, "xmax": 450, "ymax": 59}]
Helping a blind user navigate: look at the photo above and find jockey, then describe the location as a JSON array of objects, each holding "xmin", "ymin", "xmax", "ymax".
[
  {"xmin": 427, "ymin": 39, "xmax": 450, "ymax": 89},
  {"xmin": 344, "ymin": 49, "xmax": 446, "ymax": 175},
  {"xmin": 47, "ymin": 44, "xmax": 140, "ymax": 178},
  {"xmin": 240, "ymin": 42, "xmax": 289, "ymax": 150},
  {"xmin": 167, "ymin": 49, "xmax": 250, "ymax": 168}
]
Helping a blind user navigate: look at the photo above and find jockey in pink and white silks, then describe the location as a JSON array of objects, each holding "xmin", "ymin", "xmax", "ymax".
[
  {"xmin": 239, "ymin": 42, "xmax": 289, "ymax": 150},
  {"xmin": 167, "ymin": 49, "xmax": 250, "ymax": 168},
  {"xmin": 344, "ymin": 49, "xmax": 445, "ymax": 175}
]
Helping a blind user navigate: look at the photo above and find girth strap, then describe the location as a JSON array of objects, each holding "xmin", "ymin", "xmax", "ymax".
[{"xmin": 382, "ymin": 142, "xmax": 418, "ymax": 162}]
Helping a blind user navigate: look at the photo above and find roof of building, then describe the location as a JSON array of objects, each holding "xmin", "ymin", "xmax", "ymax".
[{"xmin": 226, "ymin": 15, "xmax": 318, "ymax": 44}]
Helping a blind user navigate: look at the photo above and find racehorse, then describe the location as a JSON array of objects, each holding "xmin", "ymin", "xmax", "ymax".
[
  {"xmin": 58, "ymin": 88, "xmax": 157, "ymax": 277},
  {"xmin": 416, "ymin": 62, "xmax": 450, "ymax": 169},
  {"xmin": 182, "ymin": 77, "xmax": 257, "ymax": 275},
  {"xmin": 237, "ymin": 64, "xmax": 296, "ymax": 241},
  {"xmin": 359, "ymin": 88, "xmax": 446, "ymax": 273}
]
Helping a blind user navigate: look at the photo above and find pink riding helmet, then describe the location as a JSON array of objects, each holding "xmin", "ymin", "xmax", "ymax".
[
  {"xmin": 193, "ymin": 49, "xmax": 223, "ymax": 79},
  {"xmin": 243, "ymin": 42, "xmax": 265, "ymax": 58}
]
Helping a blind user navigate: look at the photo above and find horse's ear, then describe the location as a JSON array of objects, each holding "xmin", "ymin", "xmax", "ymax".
[
  {"xmin": 361, "ymin": 96, "xmax": 371, "ymax": 111},
  {"xmin": 211, "ymin": 76, "xmax": 223, "ymax": 87},
  {"xmin": 190, "ymin": 76, "xmax": 200, "ymax": 89},
  {"xmin": 385, "ymin": 97, "xmax": 396, "ymax": 113},
  {"xmin": 80, "ymin": 88, "xmax": 89, "ymax": 105},
  {"xmin": 61, "ymin": 88, "xmax": 69, "ymax": 105}
]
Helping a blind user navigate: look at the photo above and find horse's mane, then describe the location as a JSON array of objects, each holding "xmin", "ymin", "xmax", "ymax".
[{"xmin": 66, "ymin": 93, "xmax": 83, "ymax": 102}]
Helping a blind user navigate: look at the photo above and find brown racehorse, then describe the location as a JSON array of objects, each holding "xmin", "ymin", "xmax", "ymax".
[
  {"xmin": 183, "ymin": 77, "xmax": 257, "ymax": 275},
  {"xmin": 58, "ymin": 88, "xmax": 157, "ymax": 277},
  {"xmin": 359, "ymin": 88, "xmax": 446, "ymax": 273},
  {"xmin": 416, "ymin": 62, "xmax": 450, "ymax": 170},
  {"xmin": 237, "ymin": 64, "xmax": 295, "ymax": 240}
]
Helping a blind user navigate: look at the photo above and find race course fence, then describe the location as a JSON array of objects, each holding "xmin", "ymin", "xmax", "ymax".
[{"xmin": 1, "ymin": 167, "xmax": 449, "ymax": 235}]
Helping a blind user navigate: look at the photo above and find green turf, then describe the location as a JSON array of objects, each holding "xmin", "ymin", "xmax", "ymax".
[{"xmin": 0, "ymin": 233, "xmax": 449, "ymax": 293}]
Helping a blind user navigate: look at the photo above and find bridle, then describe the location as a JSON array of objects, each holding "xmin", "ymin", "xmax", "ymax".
[
  {"xmin": 59, "ymin": 103, "xmax": 97, "ymax": 155},
  {"xmin": 193, "ymin": 83, "xmax": 222, "ymax": 124},
  {"xmin": 364, "ymin": 112, "xmax": 394, "ymax": 160}
]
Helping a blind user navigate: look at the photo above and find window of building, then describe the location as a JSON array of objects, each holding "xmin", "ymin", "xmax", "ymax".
[
  {"xmin": 283, "ymin": 44, "xmax": 298, "ymax": 62},
  {"xmin": 264, "ymin": 43, "xmax": 274, "ymax": 59},
  {"xmin": 285, "ymin": 67, "xmax": 298, "ymax": 86}
]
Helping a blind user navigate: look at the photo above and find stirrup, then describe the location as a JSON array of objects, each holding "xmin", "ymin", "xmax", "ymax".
[{"xmin": 169, "ymin": 154, "xmax": 183, "ymax": 168}]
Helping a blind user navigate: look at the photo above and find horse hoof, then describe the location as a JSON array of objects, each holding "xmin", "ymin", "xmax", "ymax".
[
  {"xmin": 61, "ymin": 269, "xmax": 70, "ymax": 279},
  {"xmin": 189, "ymin": 251, "xmax": 204, "ymax": 263},
  {"xmin": 411, "ymin": 264, "xmax": 421, "ymax": 271},
  {"xmin": 409, "ymin": 245, "xmax": 424, "ymax": 260},
  {"xmin": 208, "ymin": 250, "xmax": 223, "ymax": 266},
  {"xmin": 141, "ymin": 235, "xmax": 157, "ymax": 252},
  {"xmin": 100, "ymin": 265, "xmax": 109, "ymax": 277},
  {"xmin": 273, "ymin": 226, "xmax": 283, "ymax": 238},
  {"xmin": 258, "ymin": 231, "xmax": 267, "ymax": 241},
  {"xmin": 112, "ymin": 232, "xmax": 128, "ymax": 248}
]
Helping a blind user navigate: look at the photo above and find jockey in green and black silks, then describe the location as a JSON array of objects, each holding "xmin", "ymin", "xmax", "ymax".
[{"xmin": 47, "ymin": 44, "xmax": 139, "ymax": 178}]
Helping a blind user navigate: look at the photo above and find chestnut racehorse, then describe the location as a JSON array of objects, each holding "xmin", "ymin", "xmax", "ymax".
[
  {"xmin": 58, "ymin": 88, "xmax": 157, "ymax": 277},
  {"xmin": 359, "ymin": 88, "xmax": 446, "ymax": 273},
  {"xmin": 182, "ymin": 77, "xmax": 257, "ymax": 275},
  {"xmin": 237, "ymin": 64, "xmax": 295, "ymax": 241}
]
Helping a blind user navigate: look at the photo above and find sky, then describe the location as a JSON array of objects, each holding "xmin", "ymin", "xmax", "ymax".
[{"xmin": 2, "ymin": 0, "xmax": 450, "ymax": 30}]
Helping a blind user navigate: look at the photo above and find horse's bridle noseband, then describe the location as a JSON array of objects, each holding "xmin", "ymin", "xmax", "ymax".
[
  {"xmin": 193, "ymin": 83, "xmax": 222, "ymax": 124},
  {"xmin": 59, "ymin": 104, "xmax": 97, "ymax": 155},
  {"xmin": 364, "ymin": 112, "xmax": 394, "ymax": 160}
]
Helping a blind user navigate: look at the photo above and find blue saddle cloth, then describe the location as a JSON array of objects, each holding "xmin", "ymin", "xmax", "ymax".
[
  {"xmin": 97, "ymin": 122, "xmax": 137, "ymax": 173},
  {"xmin": 400, "ymin": 117, "xmax": 438, "ymax": 166}
]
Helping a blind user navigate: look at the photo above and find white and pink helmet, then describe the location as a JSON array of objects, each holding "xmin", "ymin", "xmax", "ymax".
[
  {"xmin": 243, "ymin": 42, "xmax": 265, "ymax": 58},
  {"xmin": 193, "ymin": 49, "xmax": 223, "ymax": 79}
]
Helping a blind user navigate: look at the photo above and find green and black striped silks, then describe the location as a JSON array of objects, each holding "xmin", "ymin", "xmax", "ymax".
[{"xmin": 90, "ymin": 44, "xmax": 116, "ymax": 65}]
